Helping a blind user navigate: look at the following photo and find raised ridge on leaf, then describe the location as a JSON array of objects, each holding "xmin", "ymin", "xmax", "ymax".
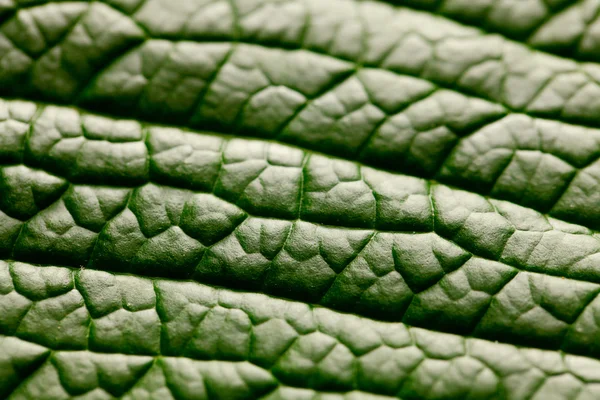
[
  {"xmin": 7, "ymin": 94, "xmax": 600, "ymax": 235},
  {"xmin": 4, "ymin": 0, "xmax": 600, "ymax": 127},
  {"xmin": 2, "ymin": 99, "xmax": 600, "ymax": 277},
  {"xmin": 4, "ymin": 261, "xmax": 600, "ymax": 399}
]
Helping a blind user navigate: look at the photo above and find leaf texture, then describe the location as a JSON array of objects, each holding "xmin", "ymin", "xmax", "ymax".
[
  {"xmin": 2, "ymin": 1, "xmax": 600, "ymax": 399},
  {"xmin": 4, "ymin": 260, "xmax": 600, "ymax": 400}
]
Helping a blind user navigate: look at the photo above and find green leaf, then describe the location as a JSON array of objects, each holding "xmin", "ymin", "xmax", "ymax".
[{"xmin": 1, "ymin": 1, "xmax": 600, "ymax": 398}]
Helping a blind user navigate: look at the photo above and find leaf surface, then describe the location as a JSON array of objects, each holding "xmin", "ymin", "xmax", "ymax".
[{"xmin": 1, "ymin": 1, "xmax": 599, "ymax": 399}]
